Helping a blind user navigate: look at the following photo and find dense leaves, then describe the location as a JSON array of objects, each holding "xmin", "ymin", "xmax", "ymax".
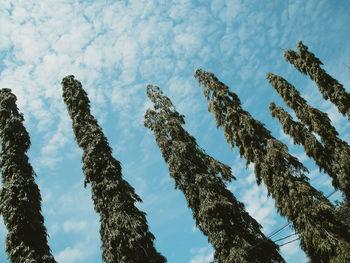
[
  {"xmin": 144, "ymin": 85, "xmax": 284, "ymax": 263},
  {"xmin": 62, "ymin": 76, "xmax": 166, "ymax": 263},
  {"xmin": 284, "ymin": 41, "xmax": 350, "ymax": 120},
  {"xmin": 195, "ymin": 69, "xmax": 350, "ymax": 262},
  {"xmin": 335, "ymin": 200, "xmax": 350, "ymax": 229},
  {"xmin": 267, "ymin": 73, "xmax": 350, "ymax": 203},
  {"xmin": 0, "ymin": 89, "xmax": 56, "ymax": 263},
  {"xmin": 269, "ymin": 103, "xmax": 337, "ymax": 186}
]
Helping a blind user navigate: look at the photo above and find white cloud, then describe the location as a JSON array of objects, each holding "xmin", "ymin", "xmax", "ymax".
[
  {"xmin": 293, "ymin": 151, "xmax": 308, "ymax": 163},
  {"xmin": 11, "ymin": 23, "xmax": 49, "ymax": 63},
  {"xmin": 326, "ymin": 104, "xmax": 347, "ymax": 134},
  {"xmin": 279, "ymin": 237, "xmax": 306, "ymax": 262},
  {"xmin": 42, "ymin": 188, "xmax": 53, "ymax": 203},
  {"xmin": 241, "ymin": 179, "xmax": 277, "ymax": 233},
  {"xmin": 0, "ymin": 0, "xmax": 348, "ymax": 262},
  {"xmin": 308, "ymin": 168, "xmax": 333, "ymax": 190},
  {"xmin": 41, "ymin": 132, "xmax": 68, "ymax": 156},
  {"xmin": 174, "ymin": 32, "xmax": 201, "ymax": 56},
  {"xmin": 38, "ymin": 155, "xmax": 62, "ymax": 171},
  {"xmin": 0, "ymin": 216, "xmax": 7, "ymax": 236},
  {"xmin": 0, "ymin": 9, "xmax": 14, "ymax": 49},
  {"xmin": 38, "ymin": 111, "xmax": 72, "ymax": 169},
  {"xmin": 57, "ymin": 185, "xmax": 94, "ymax": 215},
  {"xmin": 54, "ymin": 217, "xmax": 101, "ymax": 263},
  {"xmin": 53, "ymin": 22, "xmax": 92, "ymax": 55},
  {"xmin": 63, "ymin": 219, "xmax": 88, "ymax": 233},
  {"xmin": 55, "ymin": 246, "xmax": 84, "ymax": 263},
  {"xmin": 83, "ymin": 43, "xmax": 103, "ymax": 69},
  {"xmin": 48, "ymin": 223, "xmax": 59, "ymax": 237},
  {"xmin": 189, "ymin": 246, "xmax": 214, "ymax": 263}
]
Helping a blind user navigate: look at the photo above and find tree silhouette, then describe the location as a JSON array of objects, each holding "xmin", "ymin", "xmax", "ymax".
[
  {"xmin": 144, "ymin": 85, "xmax": 285, "ymax": 263},
  {"xmin": 62, "ymin": 76, "xmax": 166, "ymax": 263},
  {"xmin": 195, "ymin": 68, "xmax": 350, "ymax": 262},
  {"xmin": 267, "ymin": 74, "xmax": 350, "ymax": 203},
  {"xmin": 0, "ymin": 89, "xmax": 56, "ymax": 263},
  {"xmin": 284, "ymin": 41, "xmax": 350, "ymax": 120}
]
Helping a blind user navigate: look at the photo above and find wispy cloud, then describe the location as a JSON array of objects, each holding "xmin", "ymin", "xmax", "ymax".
[
  {"xmin": 55, "ymin": 245, "xmax": 84, "ymax": 263},
  {"xmin": 241, "ymin": 175, "xmax": 278, "ymax": 233},
  {"xmin": 189, "ymin": 246, "xmax": 214, "ymax": 263},
  {"xmin": 1, "ymin": 0, "xmax": 349, "ymax": 262},
  {"xmin": 63, "ymin": 219, "xmax": 88, "ymax": 233}
]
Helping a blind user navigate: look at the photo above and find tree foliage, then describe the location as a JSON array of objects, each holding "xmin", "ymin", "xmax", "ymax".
[
  {"xmin": 284, "ymin": 41, "xmax": 350, "ymax": 120},
  {"xmin": 2, "ymin": 39, "xmax": 348, "ymax": 262},
  {"xmin": 144, "ymin": 85, "xmax": 285, "ymax": 263},
  {"xmin": 62, "ymin": 76, "xmax": 166, "ymax": 263},
  {"xmin": 267, "ymin": 74, "xmax": 350, "ymax": 202},
  {"xmin": 0, "ymin": 89, "xmax": 56, "ymax": 263},
  {"xmin": 195, "ymin": 69, "xmax": 350, "ymax": 262}
]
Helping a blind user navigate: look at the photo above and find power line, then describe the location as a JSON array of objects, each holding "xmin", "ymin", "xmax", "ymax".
[
  {"xmin": 326, "ymin": 189, "xmax": 337, "ymax": 198},
  {"xmin": 211, "ymin": 188, "xmax": 343, "ymax": 262},
  {"xmin": 268, "ymin": 189, "xmax": 338, "ymax": 239},
  {"xmin": 271, "ymin": 189, "xmax": 341, "ymax": 248},
  {"xmin": 267, "ymin": 223, "xmax": 290, "ymax": 238},
  {"xmin": 267, "ymin": 223, "xmax": 289, "ymax": 239},
  {"xmin": 273, "ymin": 232, "xmax": 298, "ymax": 243},
  {"xmin": 246, "ymin": 189, "xmax": 340, "ymax": 254},
  {"xmin": 279, "ymin": 237, "xmax": 301, "ymax": 247}
]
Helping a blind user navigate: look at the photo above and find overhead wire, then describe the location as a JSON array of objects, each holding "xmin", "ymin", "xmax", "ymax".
[
  {"xmin": 267, "ymin": 223, "xmax": 289, "ymax": 239},
  {"xmin": 246, "ymin": 188, "xmax": 341, "ymax": 254},
  {"xmin": 273, "ymin": 232, "xmax": 298, "ymax": 243},
  {"xmin": 208, "ymin": 187, "xmax": 344, "ymax": 262},
  {"xmin": 269, "ymin": 189, "xmax": 339, "ymax": 239},
  {"xmin": 279, "ymin": 237, "xmax": 301, "ymax": 247},
  {"xmin": 272, "ymin": 190, "xmax": 342, "ymax": 248}
]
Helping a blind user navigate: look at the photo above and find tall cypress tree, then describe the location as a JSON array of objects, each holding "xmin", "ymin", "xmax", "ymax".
[
  {"xmin": 195, "ymin": 69, "xmax": 350, "ymax": 262},
  {"xmin": 62, "ymin": 76, "xmax": 166, "ymax": 263},
  {"xmin": 268, "ymin": 103, "xmax": 338, "ymax": 187},
  {"xmin": 144, "ymin": 85, "xmax": 285, "ymax": 263},
  {"xmin": 266, "ymin": 73, "xmax": 350, "ymax": 203},
  {"xmin": 0, "ymin": 89, "xmax": 56, "ymax": 263},
  {"xmin": 284, "ymin": 41, "xmax": 350, "ymax": 120}
]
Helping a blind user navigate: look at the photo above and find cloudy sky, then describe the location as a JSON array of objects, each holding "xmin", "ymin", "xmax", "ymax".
[{"xmin": 0, "ymin": 0, "xmax": 349, "ymax": 262}]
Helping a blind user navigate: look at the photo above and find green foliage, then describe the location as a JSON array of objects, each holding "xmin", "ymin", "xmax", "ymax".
[
  {"xmin": 62, "ymin": 76, "xmax": 166, "ymax": 263},
  {"xmin": 0, "ymin": 89, "xmax": 56, "ymax": 263},
  {"xmin": 335, "ymin": 200, "xmax": 350, "ymax": 229},
  {"xmin": 268, "ymin": 102, "xmax": 337, "ymax": 187},
  {"xmin": 195, "ymin": 69, "xmax": 350, "ymax": 262},
  {"xmin": 284, "ymin": 41, "xmax": 350, "ymax": 120},
  {"xmin": 266, "ymin": 73, "xmax": 350, "ymax": 203},
  {"xmin": 144, "ymin": 85, "xmax": 284, "ymax": 263}
]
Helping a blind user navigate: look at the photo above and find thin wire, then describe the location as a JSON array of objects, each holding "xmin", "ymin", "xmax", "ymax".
[
  {"xmin": 267, "ymin": 223, "xmax": 289, "ymax": 238},
  {"xmin": 279, "ymin": 237, "xmax": 301, "ymax": 247},
  {"xmin": 273, "ymin": 189, "xmax": 342, "ymax": 248},
  {"xmin": 326, "ymin": 189, "xmax": 337, "ymax": 198},
  {"xmin": 246, "ymin": 189, "xmax": 339, "ymax": 253},
  {"xmin": 210, "ymin": 169, "xmax": 341, "ymax": 261},
  {"xmin": 273, "ymin": 232, "xmax": 298, "ymax": 243},
  {"xmin": 269, "ymin": 189, "xmax": 338, "ymax": 239}
]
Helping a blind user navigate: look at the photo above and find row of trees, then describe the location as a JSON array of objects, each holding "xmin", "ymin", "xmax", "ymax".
[{"xmin": 0, "ymin": 42, "xmax": 349, "ymax": 262}]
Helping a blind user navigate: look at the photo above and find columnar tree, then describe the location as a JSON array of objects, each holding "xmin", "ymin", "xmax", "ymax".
[
  {"xmin": 0, "ymin": 89, "xmax": 56, "ymax": 263},
  {"xmin": 267, "ymin": 74, "xmax": 350, "ymax": 202},
  {"xmin": 144, "ymin": 85, "xmax": 284, "ymax": 263},
  {"xmin": 284, "ymin": 41, "xmax": 350, "ymax": 120},
  {"xmin": 62, "ymin": 76, "xmax": 166, "ymax": 263},
  {"xmin": 195, "ymin": 69, "xmax": 350, "ymax": 262}
]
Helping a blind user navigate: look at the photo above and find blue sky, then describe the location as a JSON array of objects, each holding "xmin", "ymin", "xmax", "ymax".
[{"xmin": 0, "ymin": 0, "xmax": 349, "ymax": 262}]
